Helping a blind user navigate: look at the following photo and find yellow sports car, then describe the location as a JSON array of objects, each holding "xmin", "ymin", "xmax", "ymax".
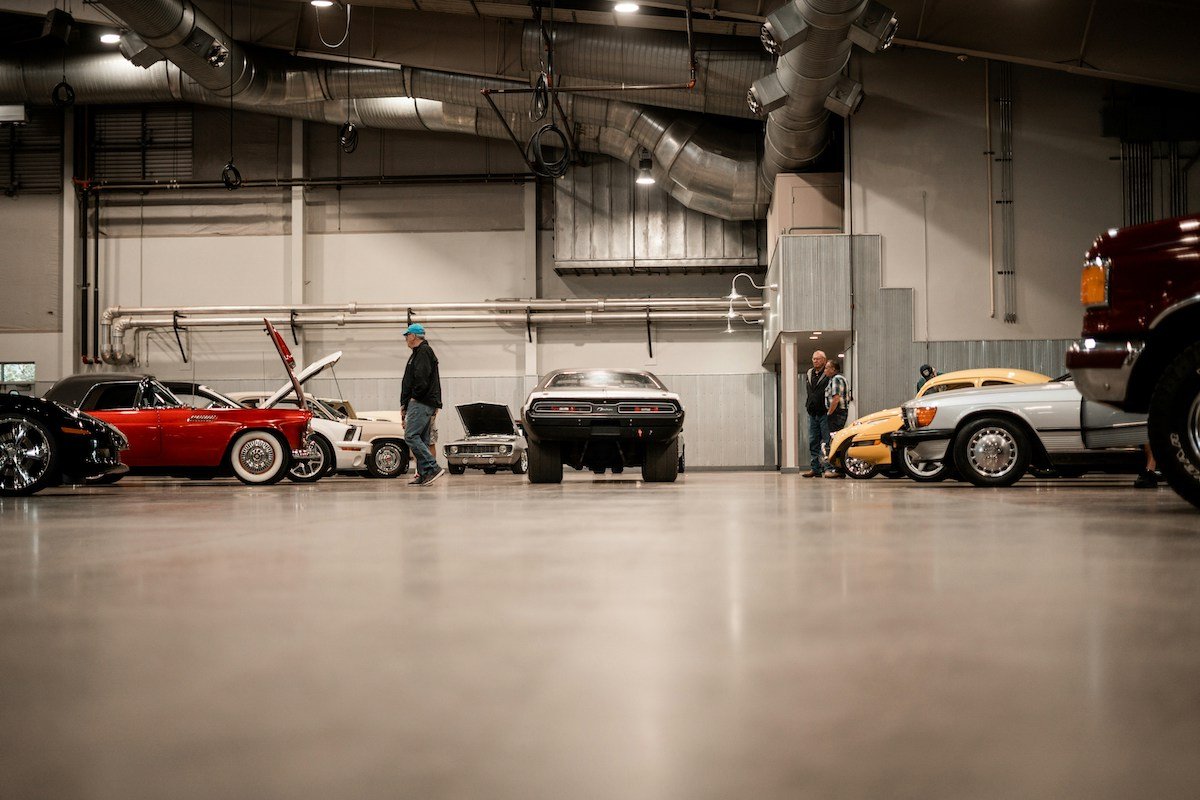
[{"xmin": 828, "ymin": 368, "xmax": 1052, "ymax": 478}]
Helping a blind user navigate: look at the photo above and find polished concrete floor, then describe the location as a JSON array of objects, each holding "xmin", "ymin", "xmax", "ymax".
[{"xmin": 1, "ymin": 471, "xmax": 1198, "ymax": 799}]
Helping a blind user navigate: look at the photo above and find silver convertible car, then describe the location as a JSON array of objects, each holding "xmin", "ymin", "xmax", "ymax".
[
  {"xmin": 887, "ymin": 377, "xmax": 1147, "ymax": 486},
  {"xmin": 445, "ymin": 403, "xmax": 528, "ymax": 475}
]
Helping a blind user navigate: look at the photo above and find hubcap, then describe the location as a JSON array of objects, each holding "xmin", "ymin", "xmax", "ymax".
[
  {"xmin": 0, "ymin": 419, "xmax": 51, "ymax": 492},
  {"xmin": 239, "ymin": 438, "xmax": 276, "ymax": 475},
  {"xmin": 375, "ymin": 444, "xmax": 401, "ymax": 474},
  {"xmin": 520, "ymin": 451, "xmax": 528, "ymax": 470},
  {"xmin": 967, "ymin": 427, "xmax": 1018, "ymax": 477}
]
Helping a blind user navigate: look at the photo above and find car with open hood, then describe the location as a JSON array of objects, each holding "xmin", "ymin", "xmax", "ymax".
[
  {"xmin": 42, "ymin": 321, "xmax": 311, "ymax": 486},
  {"xmin": 828, "ymin": 368, "xmax": 1052, "ymax": 478},
  {"xmin": 886, "ymin": 376, "xmax": 1147, "ymax": 487},
  {"xmin": 444, "ymin": 403, "xmax": 527, "ymax": 475},
  {"xmin": 0, "ymin": 392, "xmax": 128, "ymax": 496},
  {"xmin": 315, "ymin": 396, "xmax": 412, "ymax": 479},
  {"xmin": 521, "ymin": 369, "xmax": 685, "ymax": 484},
  {"xmin": 171, "ymin": 379, "xmax": 370, "ymax": 483}
]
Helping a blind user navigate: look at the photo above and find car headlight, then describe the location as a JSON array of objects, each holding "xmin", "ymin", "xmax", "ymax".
[
  {"xmin": 499, "ymin": 445, "xmax": 511, "ymax": 454},
  {"xmin": 449, "ymin": 445, "xmax": 458, "ymax": 454}
]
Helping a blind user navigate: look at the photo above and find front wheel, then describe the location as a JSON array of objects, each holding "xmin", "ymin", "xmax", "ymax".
[
  {"xmin": 843, "ymin": 455, "xmax": 878, "ymax": 479},
  {"xmin": 898, "ymin": 445, "xmax": 954, "ymax": 483},
  {"xmin": 366, "ymin": 440, "xmax": 409, "ymax": 479},
  {"xmin": 1149, "ymin": 342, "xmax": 1200, "ymax": 510},
  {"xmin": 511, "ymin": 450, "xmax": 529, "ymax": 475},
  {"xmin": 288, "ymin": 433, "xmax": 331, "ymax": 483},
  {"xmin": 229, "ymin": 430, "xmax": 289, "ymax": 485},
  {"xmin": 0, "ymin": 415, "xmax": 58, "ymax": 497},
  {"xmin": 527, "ymin": 440, "xmax": 563, "ymax": 484},
  {"xmin": 448, "ymin": 464, "xmax": 466, "ymax": 475},
  {"xmin": 952, "ymin": 417, "xmax": 1031, "ymax": 488}
]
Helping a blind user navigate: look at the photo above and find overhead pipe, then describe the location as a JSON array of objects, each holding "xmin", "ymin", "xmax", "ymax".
[{"xmin": 102, "ymin": 306, "xmax": 764, "ymax": 365}]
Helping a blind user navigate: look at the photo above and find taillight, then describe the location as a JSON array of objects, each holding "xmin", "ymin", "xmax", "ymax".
[
  {"xmin": 616, "ymin": 403, "xmax": 676, "ymax": 414},
  {"xmin": 914, "ymin": 407, "xmax": 937, "ymax": 428},
  {"xmin": 1080, "ymin": 257, "xmax": 1109, "ymax": 307},
  {"xmin": 534, "ymin": 402, "xmax": 593, "ymax": 414}
]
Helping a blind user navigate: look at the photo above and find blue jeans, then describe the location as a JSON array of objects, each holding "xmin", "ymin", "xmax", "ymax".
[
  {"xmin": 807, "ymin": 412, "xmax": 829, "ymax": 474},
  {"xmin": 405, "ymin": 400, "xmax": 439, "ymax": 477}
]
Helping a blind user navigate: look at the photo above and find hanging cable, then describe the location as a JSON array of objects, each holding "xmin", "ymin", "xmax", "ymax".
[
  {"xmin": 219, "ymin": 0, "xmax": 241, "ymax": 189},
  {"xmin": 316, "ymin": 3, "xmax": 352, "ymax": 49},
  {"xmin": 338, "ymin": 14, "xmax": 358, "ymax": 154}
]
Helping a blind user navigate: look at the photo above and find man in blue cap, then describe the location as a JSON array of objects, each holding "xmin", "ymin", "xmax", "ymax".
[{"xmin": 400, "ymin": 323, "xmax": 445, "ymax": 485}]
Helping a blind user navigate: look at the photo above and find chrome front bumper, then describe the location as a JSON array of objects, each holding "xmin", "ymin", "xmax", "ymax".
[{"xmin": 1065, "ymin": 338, "xmax": 1144, "ymax": 405}]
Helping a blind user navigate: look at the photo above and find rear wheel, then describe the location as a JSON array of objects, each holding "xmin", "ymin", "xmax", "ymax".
[
  {"xmin": 0, "ymin": 415, "xmax": 57, "ymax": 497},
  {"xmin": 366, "ymin": 440, "xmax": 409, "ymax": 479},
  {"xmin": 288, "ymin": 433, "xmax": 331, "ymax": 483},
  {"xmin": 642, "ymin": 438, "xmax": 680, "ymax": 483},
  {"xmin": 229, "ymin": 430, "xmax": 288, "ymax": 485},
  {"xmin": 527, "ymin": 440, "xmax": 563, "ymax": 484},
  {"xmin": 1149, "ymin": 343, "xmax": 1200, "ymax": 510},
  {"xmin": 899, "ymin": 446, "xmax": 954, "ymax": 483},
  {"xmin": 511, "ymin": 450, "xmax": 529, "ymax": 475},
  {"xmin": 953, "ymin": 417, "xmax": 1031, "ymax": 488}
]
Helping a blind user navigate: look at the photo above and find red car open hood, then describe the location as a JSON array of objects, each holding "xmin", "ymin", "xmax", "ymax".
[{"xmin": 265, "ymin": 319, "xmax": 306, "ymax": 407}]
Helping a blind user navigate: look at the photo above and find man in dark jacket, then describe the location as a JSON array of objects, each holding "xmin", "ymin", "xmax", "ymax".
[
  {"xmin": 400, "ymin": 323, "xmax": 445, "ymax": 485},
  {"xmin": 802, "ymin": 350, "xmax": 830, "ymax": 477}
]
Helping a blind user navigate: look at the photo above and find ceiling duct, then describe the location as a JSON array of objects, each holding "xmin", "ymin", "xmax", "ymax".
[{"xmin": 749, "ymin": 0, "xmax": 897, "ymax": 190}]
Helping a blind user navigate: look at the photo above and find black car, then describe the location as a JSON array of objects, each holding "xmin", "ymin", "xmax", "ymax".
[
  {"xmin": 520, "ymin": 369, "xmax": 686, "ymax": 483},
  {"xmin": 0, "ymin": 392, "xmax": 128, "ymax": 496}
]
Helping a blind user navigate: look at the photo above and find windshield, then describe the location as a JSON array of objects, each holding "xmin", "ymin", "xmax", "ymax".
[{"xmin": 547, "ymin": 371, "xmax": 662, "ymax": 389}]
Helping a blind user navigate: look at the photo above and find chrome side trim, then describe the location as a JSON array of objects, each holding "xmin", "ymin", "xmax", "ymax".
[{"xmin": 1150, "ymin": 293, "xmax": 1200, "ymax": 329}]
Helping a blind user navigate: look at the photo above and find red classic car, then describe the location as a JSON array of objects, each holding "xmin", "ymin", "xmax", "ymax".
[{"xmin": 43, "ymin": 321, "xmax": 312, "ymax": 485}]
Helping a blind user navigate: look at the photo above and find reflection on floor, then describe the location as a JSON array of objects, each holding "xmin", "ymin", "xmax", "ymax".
[{"xmin": 1, "ymin": 472, "xmax": 1198, "ymax": 799}]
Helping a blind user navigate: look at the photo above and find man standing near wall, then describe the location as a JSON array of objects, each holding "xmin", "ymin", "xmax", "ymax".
[
  {"xmin": 802, "ymin": 350, "xmax": 830, "ymax": 478},
  {"xmin": 400, "ymin": 324, "xmax": 446, "ymax": 486},
  {"xmin": 822, "ymin": 359, "xmax": 850, "ymax": 479}
]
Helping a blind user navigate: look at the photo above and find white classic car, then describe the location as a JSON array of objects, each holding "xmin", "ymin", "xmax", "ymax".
[
  {"xmin": 444, "ymin": 403, "xmax": 528, "ymax": 475},
  {"xmin": 887, "ymin": 377, "xmax": 1147, "ymax": 487},
  {"xmin": 166, "ymin": 379, "xmax": 372, "ymax": 483}
]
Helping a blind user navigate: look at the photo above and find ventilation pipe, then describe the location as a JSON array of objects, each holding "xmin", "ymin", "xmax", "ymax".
[{"xmin": 748, "ymin": 0, "xmax": 897, "ymax": 191}]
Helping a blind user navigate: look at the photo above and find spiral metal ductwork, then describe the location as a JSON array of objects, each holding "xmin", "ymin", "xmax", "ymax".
[{"xmin": 750, "ymin": 0, "xmax": 897, "ymax": 191}]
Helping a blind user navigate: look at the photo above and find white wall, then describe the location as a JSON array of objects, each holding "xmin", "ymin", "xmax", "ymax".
[
  {"xmin": 850, "ymin": 48, "xmax": 1123, "ymax": 341},
  {"xmin": 0, "ymin": 193, "xmax": 63, "ymax": 385}
]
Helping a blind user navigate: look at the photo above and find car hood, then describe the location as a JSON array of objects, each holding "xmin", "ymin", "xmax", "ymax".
[
  {"xmin": 848, "ymin": 407, "xmax": 900, "ymax": 427},
  {"xmin": 262, "ymin": 351, "xmax": 343, "ymax": 409},
  {"xmin": 457, "ymin": 402, "xmax": 517, "ymax": 436},
  {"xmin": 904, "ymin": 380, "xmax": 1079, "ymax": 410}
]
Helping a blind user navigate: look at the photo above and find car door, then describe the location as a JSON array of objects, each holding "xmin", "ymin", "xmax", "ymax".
[
  {"xmin": 80, "ymin": 381, "xmax": 162, "ymax": 466},
  {"xmin": 152, "ymin": 382, "xmax": 237, "ymax": 467}
]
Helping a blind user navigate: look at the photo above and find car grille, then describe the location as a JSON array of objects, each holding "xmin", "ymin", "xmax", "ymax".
[{"xmin": 456, "ymin": 444, "xmax": 500, "ymax": 454}]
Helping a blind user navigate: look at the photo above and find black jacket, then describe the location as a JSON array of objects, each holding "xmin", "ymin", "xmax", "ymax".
[
  {"xmin": 804, "ymin": 368, "xmax": 830, "ymax": 416},
  {"xmin": 401, "ymin": 340, "xmax": 442, "ymax": 409}
]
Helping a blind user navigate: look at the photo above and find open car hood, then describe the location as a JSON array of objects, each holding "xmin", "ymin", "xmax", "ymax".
[
  {"xmin": 262, "ymin": 350, "xmax": 343, "ymax": 409},
  {"xmin": 457, "ymin": 402, "xmax": 517, "ymax": 436}
]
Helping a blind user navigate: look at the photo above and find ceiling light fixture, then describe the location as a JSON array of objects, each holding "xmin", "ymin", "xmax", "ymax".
[
  {"xmin": 614, "ymin": 2, "xmax": 640, "ymax": 12},
  {"xmin": 311, "ymin": 0, "xmax": 335, "ymax": 7},
  {"xmin": 724, "ymin": 320, "xmax": 734, "ymax": 334},
  {"xmin": 100, "ymin": 32, "xmax": 121, "ymax": 44},
  {"xmin": 636, "ymin": 150, "xmax": 655, "ymax": 185}
]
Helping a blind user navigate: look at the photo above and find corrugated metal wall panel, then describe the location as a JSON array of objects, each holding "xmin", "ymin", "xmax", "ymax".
[
  {"xmin": 554, "ymin": 156, "xmax": 762, "ymax": 271},
  {"xmin": 92, "ymin": 107, "xmax": 193, "ymax": 181},
  {"xmin": 770, "ymin": 235, "xmax": 853, "ymax": 341},
  {"xmin": 0, "ymin": 108, "xmax": 63, "ymax": 194}
]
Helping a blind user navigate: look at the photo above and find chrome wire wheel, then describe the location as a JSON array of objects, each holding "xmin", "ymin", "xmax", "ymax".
[
  {"xmin": 965, "ymin": 426, "xmax": 1019, "ymax": 478},
  {"xmin": 843, "ymin": 455, "xmax": 877, "ymax": 479},
  {"xmin": 239, "ymin": 438, "xmax": 277, "ymax": 475},
  {"xmin": 0, "ymin": 418, "xmax": 52, "ymax": 494}
]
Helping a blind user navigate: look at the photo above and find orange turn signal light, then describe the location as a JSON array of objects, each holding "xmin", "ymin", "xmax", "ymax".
[
  {"xmin": 1080, "ymin": 263, "xmax": 1107, "ymax": 307},
  {"xmin": 914, "ymin": 407, "xmax": 937, "ymax": 428},
  {"xmin": 60, "ymin": 426, "xmax": 91, "ymax": 435}
]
